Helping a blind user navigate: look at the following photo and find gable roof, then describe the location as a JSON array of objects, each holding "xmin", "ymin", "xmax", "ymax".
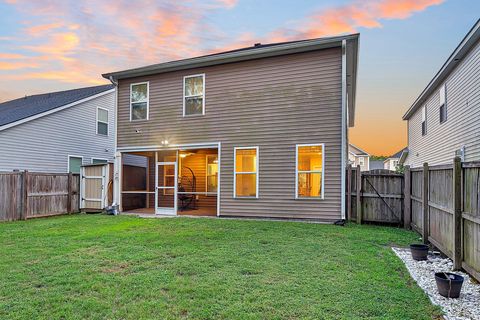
[
  {"xmin": 387, "ymin": 147, "xmax": 408, "ymax": 159},
  {"xmin": 103, "ymin": 34, "xmax": 359, "ymax": 126},
  {"xmin": 403, "ymin": 19, "xmax": 480, "ymax": 120},
  {"xmin": 0, "ymin": 84, "xmax": 114, "ymax": 129},
  {"xmin": 349, "ymin": 143, "xmax": 369, "ymax": 156}
]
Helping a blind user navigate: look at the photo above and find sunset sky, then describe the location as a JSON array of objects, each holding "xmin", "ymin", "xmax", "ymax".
[{"xmin": 0, "ymin": 0, "xmax": 479, "ymax": 155}]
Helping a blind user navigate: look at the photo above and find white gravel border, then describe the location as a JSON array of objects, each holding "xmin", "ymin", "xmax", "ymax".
[{"xmin": 393, "ymin": 247, "xmax": 480, "ymax": 320}]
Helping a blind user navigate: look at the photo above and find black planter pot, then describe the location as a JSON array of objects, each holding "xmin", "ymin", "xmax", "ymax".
[
  {"xmin": 435, "ymin": 272, "xmax": 464, "ymax": 298},
  {"xmin": 410, "ymin": 244, "xmax": 429, "ymax": 261}
]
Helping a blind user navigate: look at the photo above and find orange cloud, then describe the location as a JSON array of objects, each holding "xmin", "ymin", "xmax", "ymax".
[
  {"xmin": 0, "ymin": 53, "xmax": 26, "ymax": 59},
  {"xmin": 270, "ymin": 0, "xmax": 444, "ymax": 41},
  {"xmin": 0, "ymin": 61, "xmax": 39, "ymax": 70},
  {"xmin": 24, "ymin": 22, "xmax": 63, "ymax": 36}
]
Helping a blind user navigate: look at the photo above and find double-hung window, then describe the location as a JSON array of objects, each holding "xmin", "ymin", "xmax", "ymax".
[
  {"xmin": 296, "ymin": 144, "xmax": 324, "ymax": 198},
  {"xmin": 234, "ymin": 147, "xmax": 258, "ymax": 198},
  {"xmin": 183, "ymin": 74, "xmax": 205, "ymax": 116},
  {"xmin": 421, "ymin": 106, "xmax": 427, "ymax": 136},
  {"xmin": 130, "ymin": 82, "xmax": 149, "ymax": 121},
  {"xmin": 96, "ymin": 107, "xmax": 108, "ymax": 135},
  {"xmin": 439, "ymin": 84, "xmax": 447, "ymax": 123}
]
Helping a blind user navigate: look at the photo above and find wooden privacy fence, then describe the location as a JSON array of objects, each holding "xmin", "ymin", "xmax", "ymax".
[
  {"xmin": 346, "ymin": 158, "xmax": 480, "ymax": 282},
  {"xmin": 0, "ymin": 171, "xmax": 80, "ymax": 222},
  {"xmin": 346, "ymin": 167, "xmax": 404, "ymax": 224}
]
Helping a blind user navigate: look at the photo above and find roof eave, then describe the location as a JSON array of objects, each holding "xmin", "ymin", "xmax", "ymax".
[
  {"xmin": 102, "ymin": 34, "xmax": 359, "ymax": 80},
  {"xmin": 403, "ymin": 19, "xmax": 480, "ymax": 120}
]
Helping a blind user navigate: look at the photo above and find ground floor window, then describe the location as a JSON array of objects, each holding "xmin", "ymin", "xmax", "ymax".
[
  {"xmin": 234, "ymin": 147, "xmax": 258, "ymax": 198},
  {"xmin": 68, "ymin": 156, "xmax": 83, "ymax": 173},
  {"xmin": 206, "ymin": 155, "xmax": 218, "ymax": 193},
  {"xmin": 92, "ymin": 158, "xmax": 108, "ymax": 164},
  {"xmin": 296, "ymin": 144, "xmax": 324, "ymax": 198}
]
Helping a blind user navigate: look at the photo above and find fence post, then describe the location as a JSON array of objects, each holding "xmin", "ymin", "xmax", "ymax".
[
  {"xmin": 21, "ymin": 170, "xmax": 28, "ymax": 220},
  {"xmin": 67, "ymin": 172, "xmax": 73, "ymax": 214},
  {"xmin": 404, "ymin": 165, "xmax": 411, "ymax": 230},
  {"xmin": 422, "ymin": 163, "xmax": 429, "ymax": 244},
  {"xmin": 356, "ymin": 167, "xmax": 362, "ymax": 224},
  {"xmin": 453, "ymin": 157, "xmax": 462, "ymax": 270},
  {"xmin": 347, "ymin": 164, "xmax": 352, "ymax": 221}
]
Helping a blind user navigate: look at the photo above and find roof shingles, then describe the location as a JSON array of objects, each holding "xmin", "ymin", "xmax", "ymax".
[{"xmin": 0, "ymin": 84, "xmax": 113, "ymax": 127}]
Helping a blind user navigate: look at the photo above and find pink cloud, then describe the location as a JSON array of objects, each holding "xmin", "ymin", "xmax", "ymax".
[
  {"xmin": 1, "ymin": 0, "xmax": 443, "ymax": 97},
  {"xmin": 270, "ymin": 0, "xmax": 444, "ymax": 41}
]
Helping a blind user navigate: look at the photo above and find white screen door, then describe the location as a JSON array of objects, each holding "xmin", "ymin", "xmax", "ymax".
[{"xmin": 155, "ymin": 162, "xmax": 177, "ymax": 215}]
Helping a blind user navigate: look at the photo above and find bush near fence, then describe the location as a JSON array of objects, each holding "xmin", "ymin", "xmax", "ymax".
[
  {"xmin": 346, "ymin": 158, "xmax": 480, "ymax": 282},
  {"xmin": 0, "ymin": 171, "xmax": 80, "ymax": 221}
]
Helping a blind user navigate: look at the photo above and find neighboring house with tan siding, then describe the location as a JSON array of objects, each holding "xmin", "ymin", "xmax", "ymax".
[
  {"xmin": 403, "ymin": 19, "xmax": 480, "ymax": 168},
  {"xmin": 0, "ymin": 85, "xmax": 115, "ymax": 173},
  {"xmin": 348, "ymin": 144, "xmax": 370, "ymax": 171},
  {"xmin": 103, "ymin": 34, "xmax": 359, "ymax": 221}
]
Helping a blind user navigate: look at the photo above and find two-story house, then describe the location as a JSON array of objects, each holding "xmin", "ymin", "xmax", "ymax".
[
  {"xmin": 103, "ymin": 34, "xmax": 359, "ymax": 221},
  {"xmin": 0, "ymin": 85, "xmax": 115, "ymax": 173},
  {"xmin": 402, "ymin": 19, "xmax": 480, "ymax": 167},
  {"xmin": 348, "ymin": 144, "xmax": 370, "ymax": 171}
]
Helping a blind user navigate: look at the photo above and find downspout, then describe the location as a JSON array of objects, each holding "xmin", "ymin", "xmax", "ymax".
[
  {"xmin": 341, "ymin": 40, "xmax": 347, "ymax": 220},
  {"xmin": 108, "ymin": 76, "xmax": 121, "ymax": 210}
]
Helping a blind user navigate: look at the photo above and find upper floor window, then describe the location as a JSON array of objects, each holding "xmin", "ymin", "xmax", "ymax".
[
  {"xmin": 421, "ymin": 106, "xmax": 427, "ymax": 136},
  {"xmin": 183, "ymin": 74, "xmax": 205, "ymax": 116},
  {"xmin": 296, "ymin": 144, "xmax": 324, "ymax": 199},
  {"xmin": 96, "ymin": 107, "xmax": 108, "ymax": 136},
  {"xmin": 439, "ymin": 84, "xmax": 447, "ymax": 123},
  {"xmin": 130, "ymin": 82, "xmax": 149, "ymax": 121},
  {"xmin": 358, "ymin": 157, "xmax": 365, "ymax": 166},
  {"xmin": 234, "ymin": 147, "xmax": 258, "ymax": 198}
]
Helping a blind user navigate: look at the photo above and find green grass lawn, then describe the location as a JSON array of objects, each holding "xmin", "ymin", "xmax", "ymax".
[{"xmin": 0, "ymin": 215, "xmax": 440, "ymax": 320}]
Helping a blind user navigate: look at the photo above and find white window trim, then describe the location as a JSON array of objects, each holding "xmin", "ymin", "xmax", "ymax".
[
  {"xmin": 91, "ymin": 158, "xmax": 108, "ymax": 164},
  {"xmin": 205, "ymin": 154, "xmax": 218, "ymax": 194},
  {"xmin": 67, "ymin": 155, "xmax": 83, "ymax": 173},
  {"xmin": 439, "ymin": 84, "xmax": 447, "ymax": 123},
  {"xmin": 96, "ymin": 107, "xmax": 109, "ymax": 136},
  {"xmin": 183, "ymin": 74, "xmax": 205, "ymax": 117},
  {"xmin": 130, "ymin": 81, "xmax": 149, "ymax": 121},
  {"xmin": 421, "ymin": 106, "xmax": 427, "ymax": 135},
  {"xmin": 358, "ymin": 157, "xmax": 364, "ymax": 166},
  {"xmin": 233, "ymin": 146, "xmax": 259, "ymax": 199},
  {"xmin": 295, "ymin": 143, "xmax": 325, "ymax": 199}
]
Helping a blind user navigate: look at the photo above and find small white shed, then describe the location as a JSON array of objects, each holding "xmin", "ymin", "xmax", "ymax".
[{"xmin": 80, "ymin": 163, "xmax": 113, "ymax": 211}]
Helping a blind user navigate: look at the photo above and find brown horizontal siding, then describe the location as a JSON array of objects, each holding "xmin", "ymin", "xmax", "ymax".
[{"xmin": 117, "ymin": 48, "xmax": 343, "ymax": 220}]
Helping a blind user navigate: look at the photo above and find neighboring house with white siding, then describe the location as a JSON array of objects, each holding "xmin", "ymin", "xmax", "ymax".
[
  {"xmin": 0, "ymin": 85, "xmax": 115, "ymax": 173},
  {"xmin": 348, "ymin": 144, "xmax": 370, "ymax": 171},
  {"xmin": 402, "ymin": 19, "xmax": 480, "ymax": 168},
  {"xmin": 384, "ymin": 148, "xmax": 406, "ymax": 171}
]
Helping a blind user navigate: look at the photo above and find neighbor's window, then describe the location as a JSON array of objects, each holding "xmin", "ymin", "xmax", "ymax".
[
  {"xmin": 92, "ymin": 158, "xmax": 108, "ymax": 164},
  {"xmin": 358, "ymin": 157, "xmax": 365, "ymax": 166},
  {"xmin": 206, "ymin": 155, "xmax": 218, "ymax": 193},
  {"xmin": 97, "ymin": 107, "xmax": 108, "ymax": 135},
  {"xmin": 130, "ymin": 82, "xmax": 149, "ymax": 121},
  {"xmin": 296, "ymin": 144, "xmax": 324, "ymax": 198},
  {"xmin": 421, "ymin": 106, "xmax": 427, "ymax": 136},
  {"xmin": 68, "ymin": 156, "xmax": 82, "ymax": 174},
  {"xmin": 234, "ymin": 147, "xmax": 258, "ymax": 198},
  {"xmin": 183, "ymin": 74, "xmax": 205, "ymax": 116},
  {"xmin": 439, "ymin": 84, "xmax": 447, "ymax": 123}
]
